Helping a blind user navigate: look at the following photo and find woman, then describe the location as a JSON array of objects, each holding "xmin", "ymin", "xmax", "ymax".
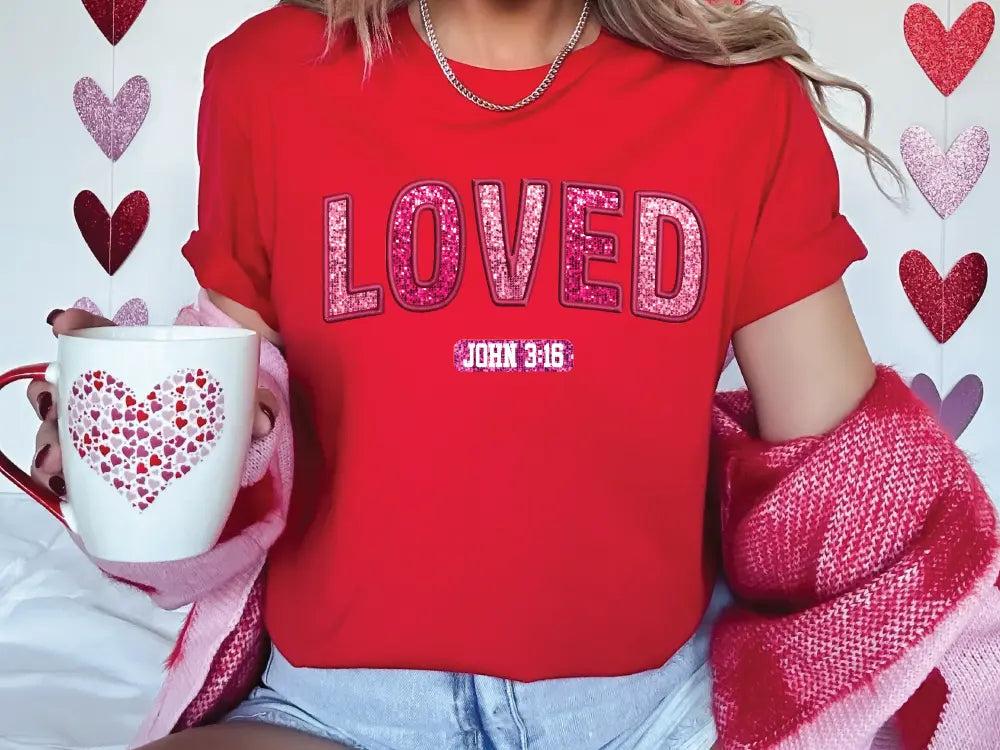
[{"xmin": 29, "ymin": 0, "xmax": 990, "ymax": 748}]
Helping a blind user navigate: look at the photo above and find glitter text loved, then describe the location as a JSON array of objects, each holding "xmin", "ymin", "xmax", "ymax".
[{"xmin": 323, "ymin": 180, "xmax": 707, "ymax": 322}]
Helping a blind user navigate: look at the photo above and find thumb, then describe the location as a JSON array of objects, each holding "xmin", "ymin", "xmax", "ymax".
[
  {"xmin": 251, "ymin": 387, "xmax": 279, "ymax": 439},
  {"xmin": 49, "ymin": 308, "xmax": 114, "ymax": 335}
]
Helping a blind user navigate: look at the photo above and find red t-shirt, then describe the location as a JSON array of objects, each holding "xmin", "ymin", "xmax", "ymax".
[{"xmin": 183, "ymin": 6, "xmax": 867, "ymax": 681}]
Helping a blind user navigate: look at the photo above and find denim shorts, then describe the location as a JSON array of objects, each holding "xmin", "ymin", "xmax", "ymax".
[{"xmin": 225, "ymin": 585, "xmax": 730, "ymax": 750}]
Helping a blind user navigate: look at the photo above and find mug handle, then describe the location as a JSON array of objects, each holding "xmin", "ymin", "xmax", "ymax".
[{"xmin": 0, "ymin": 363, "xmax": 72, "ymax": 529}]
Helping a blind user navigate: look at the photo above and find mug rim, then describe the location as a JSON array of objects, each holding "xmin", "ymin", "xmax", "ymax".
[{"xmin": 62, "ymin": 325, "xmax": 259, "ymax": 343}]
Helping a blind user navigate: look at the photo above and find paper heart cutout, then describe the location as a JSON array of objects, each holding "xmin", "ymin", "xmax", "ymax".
[
  {"xmin": 911, "ymin": 373, "xmax": 983, "ymax": 439},
  {"xmin": 72, "ymin": 297, "xmax": 149, "ymax": 326},
  {"xmin": 68, "ymin": 368, "xmax": 225, "ymax": 510},
  {"xmin": 73, "ymin": 76, "xmax": 150, "ymax": 161},
  {"xmin": 899, "ymin": 250, "xmax": 987, "ymax": 343},
  {"xmin": 74, "ymin": 190, "xmax": 149, "ymax": 275},
  {"xmin": 904, "ymin": 3, "xmax": 995, "ymax": 96},
  {"xmin": 81, "ymin": 0, "xmax": 147, "ymax": 45},
  {"xmin": 901, "ymin": 125, "xmax": 990, "ymax": 218}
]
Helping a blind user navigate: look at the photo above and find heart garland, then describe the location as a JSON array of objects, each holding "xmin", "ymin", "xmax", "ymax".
[
  {"xmin": 73, "ymin": 76, "xmax": 150, "ymax": 161},
  {"xmin": 904, "ymin": 3, "xmax": 995, "ymax": 96},
  {"xmin": 894, "ymin": 3, "xmax": 992, "ymax": 481},
  {"xmin": 900, "ymin": 125, "xmax": 990, "ymax": 218},
  {"xmin": 75, "ymin": 1, "xmax": 151, "ymax": 274},
  {"xmin": 899, "ymin": 250, "xmax": 988, "ymax": 343},
  {"xmin": 910, "ymin": 373, "xmax": 984, "ymax": 439},
  {"xmin": 72, "ymin": 297, "xmax": 149, "ymax": 326},
  {"xmin": 81, "ymin": 0, "xmax": 147, "ymax": 46},
  {"xmin": 74, "ymin": 190, "xmax": 150, "ymax": 276}
]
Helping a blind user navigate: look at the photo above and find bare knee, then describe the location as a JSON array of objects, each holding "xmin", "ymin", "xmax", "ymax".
[{"xmin": 139, "ymin": 722, "xmax": 351, "ymax": 749}]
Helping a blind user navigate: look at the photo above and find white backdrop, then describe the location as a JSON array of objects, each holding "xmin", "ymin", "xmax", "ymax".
[{"xmin": 0, "ymin": 0, "xmax": 997, "ymax": 493}]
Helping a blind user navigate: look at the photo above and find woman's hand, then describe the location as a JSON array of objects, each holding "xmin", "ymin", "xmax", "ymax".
[{"xmin": 27, "ymin": 308, "xmax": 279, "ymax": 497}]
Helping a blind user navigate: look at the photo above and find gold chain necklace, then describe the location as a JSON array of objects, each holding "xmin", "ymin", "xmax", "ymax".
[{"xmin": 418, "ymin": 0, "xmax": 592, "ymax": 112}]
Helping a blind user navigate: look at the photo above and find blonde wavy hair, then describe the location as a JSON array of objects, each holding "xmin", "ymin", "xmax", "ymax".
[{"xmin": 279, "ymin": 0, "xmax": 902, "ymax": 194}]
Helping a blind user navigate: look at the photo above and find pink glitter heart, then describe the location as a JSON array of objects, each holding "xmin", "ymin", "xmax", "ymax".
[
  {"xmin": 68, "ymin": 368, "xmax": 226, "ymax": 511},
  {"xmin": 900, "ymin": 125, "xmax": 990, "ymax": 218},
  {"xmin": 72, "ymin": 297, "xmax": 149, "ymax": 326},
  {"xmin": 73, "ymin": 76, "xmax": 150, "ymax": 162}
]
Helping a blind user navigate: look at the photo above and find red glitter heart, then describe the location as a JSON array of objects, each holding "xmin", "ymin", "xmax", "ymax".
[
  {"xmin": 80, "ymin": 0, "xmax": 147, "ymax": 46},
  {"xmin": 74, "ymin": 190, "xmax": 149, "ymax": 276},
  {"xmin": 904, "ymin": 3, "xmax": 995, "ymax": 96},
  {"xmin": 899, "ymin": 250, "xmax": 988, "ymax": 343}
]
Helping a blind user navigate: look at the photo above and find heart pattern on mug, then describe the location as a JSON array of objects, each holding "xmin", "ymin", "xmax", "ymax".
[
  {"xmin": 73, "ymin": 76, "xmax": 150, "ymax": 161},
  {"xmin": 900, "ymin": 125, "xmax": 990, "ymax": 218},
  {"xmin": 904, "ymin": 3, "xmax": 995, "ymax": 96},
  {"xmin": 68, "ymin": 369, "xmax": 226, "ymax": 510},
  {"xmin": 911, "ymin": 373, "xmax": 984, "ymax": 439}
]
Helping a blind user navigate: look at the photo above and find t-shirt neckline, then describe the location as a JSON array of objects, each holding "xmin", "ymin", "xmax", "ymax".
[{"xmin": 390, "ymin": 6, "xmax": 612, "ymax": 102}]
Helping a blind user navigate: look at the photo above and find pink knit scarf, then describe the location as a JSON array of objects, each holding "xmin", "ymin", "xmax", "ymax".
[
  {"xmin": 69, "ymin": 296, "xmax": 1000, "ymax": 749},
  {"xmin": 711, "ymin": 368, "xmax": 1000, "ymax": 749}
]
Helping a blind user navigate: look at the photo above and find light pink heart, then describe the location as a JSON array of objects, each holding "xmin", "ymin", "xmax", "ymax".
[
  {"xmin": 900, "ymin": 125, "xmax": 990, "ymax": 218},
  {"xmin": 723, "ymin": 342, "xmax": 735, "ymax": 371},
  {"xmin": 910, "ymin": 373, "xmax": 983, "ymax": 440},
  {"xmin": 73, "ymin": 75, "xmax": 150, "ymax": 161},
  {"xmin": 72, "ymin": 297, "xmax": 149, "ymax": 326}
]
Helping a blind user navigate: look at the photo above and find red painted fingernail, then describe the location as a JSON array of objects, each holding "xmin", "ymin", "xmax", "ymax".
[
  {"xmin": 35, "ymin": 444, "xmax": 51, "ymax": 469},
  {"xmin": 46, "ymin": 309, "xmax": 65, "ymax": 326},
  {"xmin": 260, "ymin": 404, "xmax": 276, "ymax": 431},
  {"xmin": 37, "ymin": 391, "xmax": 53, "ymax": 420},
  {"xmin": 49, "ymin": 475, "xmax": 66, "ymax": 496}
]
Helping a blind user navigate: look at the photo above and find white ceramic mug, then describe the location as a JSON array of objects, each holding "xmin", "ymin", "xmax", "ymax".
[{"xmin": 0, "ymin": 326, "xmax": 259, "ymax": 562}]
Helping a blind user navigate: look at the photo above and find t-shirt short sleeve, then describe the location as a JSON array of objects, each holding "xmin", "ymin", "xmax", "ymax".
[
  {"xmin": 733, "ymin": 63, "xmax": 869, "ymax": 331},
  {"xmin": 182, "ymin": 43, "xmax": 279, "ymax": 330}
]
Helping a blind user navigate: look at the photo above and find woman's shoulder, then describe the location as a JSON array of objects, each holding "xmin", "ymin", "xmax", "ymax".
[
  {"xmin": 647, "ymin": 48, "xmax": 798, "ymax": 100},
  {"xmin": 626, "ymin": 45, "xmax": 806, "ymax": 130},
  {"xmin": 206, "ymin": 5, "xmax": 333, "ymax": 80}
]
